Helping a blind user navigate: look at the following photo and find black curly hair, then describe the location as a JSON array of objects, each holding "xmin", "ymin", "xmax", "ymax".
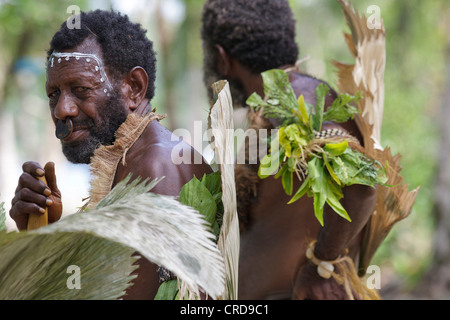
[
  {"xmin": 47, "ymin": 10, "xmax": 156, "ymax": 100},
  {"xmin": 201, "ymin": 0, "xmax": 299, "ymax": 74}
]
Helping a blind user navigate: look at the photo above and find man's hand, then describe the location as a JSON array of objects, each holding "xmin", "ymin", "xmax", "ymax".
[
  {"xmin": 292, "ymin": 262, "xmax": 351, "ymax": 300},
  {"xmin": 10, "ymin": 161, "xmax": 62, "ymax": 231}
]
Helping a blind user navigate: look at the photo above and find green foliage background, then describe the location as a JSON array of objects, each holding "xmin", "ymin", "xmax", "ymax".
[{"xmin": 0, "ymin": 0, "xmax": 448, "ymax": 298}]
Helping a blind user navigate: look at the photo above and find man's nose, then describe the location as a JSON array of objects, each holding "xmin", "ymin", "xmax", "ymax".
[{"xmin": 54, "ymin": 93, "xmax": 78, "ymax": 120}]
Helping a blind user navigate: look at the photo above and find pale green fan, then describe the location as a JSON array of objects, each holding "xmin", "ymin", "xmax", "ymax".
[{"xmin": 0, "ymin": 175, "xmax": 225, "ymax": 299}]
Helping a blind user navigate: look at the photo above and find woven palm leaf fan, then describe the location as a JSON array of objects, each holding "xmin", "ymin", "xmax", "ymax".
[
  {"xmin": 0, "ymin": 176, "xmax": 225, "ymax": 299},
  {"xmin": 332, "ymin": 0, "xmax": 420, "ymax": 276},
  {"xmin": 209, "ymin": 80, "xmax": 240, "ymax": 300}
]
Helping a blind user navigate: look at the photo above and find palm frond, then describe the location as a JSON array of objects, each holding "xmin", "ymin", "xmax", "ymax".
[
  {"xmin": 209, "ymin": 80, "xmax": 240, "ymax": 300},
  {"xmin": 0, "ymin": 176, "xmax": 226, "ymax": 299},
  {"xmin": 0, "ymin": 231, "xmax": 137, "ymax": 299}
]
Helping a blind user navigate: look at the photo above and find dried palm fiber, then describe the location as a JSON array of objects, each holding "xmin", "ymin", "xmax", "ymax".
[
  {"xmin": 86, "ymin": 112, "xmax": 165, "ymax": 208},
  {"xmin": 209, "ymin": 80, "xmax": 240, "ymax": 299},
  {"xmin": 0, "ymin": 176, "xmax": 225, "ymax": 299},
  {"xmin": 332, "ymin": 0, "xmax": 419, "ymax": 276}
]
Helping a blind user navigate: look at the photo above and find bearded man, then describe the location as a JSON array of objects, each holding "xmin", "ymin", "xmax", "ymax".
[
  {"xmin": 9, "ymin": 10, "xmax": 212, "ymax": 299},
  {"xmin": 201, "ymin": 0, "xmax": 378, "ymax": 299}
]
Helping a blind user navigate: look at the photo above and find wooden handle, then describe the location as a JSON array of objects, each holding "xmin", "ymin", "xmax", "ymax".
[{"xmin": 27, "ymin": 175, "xmax": 49, "ymax": 231}]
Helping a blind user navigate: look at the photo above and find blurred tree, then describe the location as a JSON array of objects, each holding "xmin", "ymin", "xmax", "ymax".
[{"xmin": 415, "ymin": 3, "xmax": 450, "ymax": 299}]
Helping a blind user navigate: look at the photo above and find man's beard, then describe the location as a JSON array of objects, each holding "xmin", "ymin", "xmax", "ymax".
[
  {"xmin": 61, "ymin": 91, "xmax": 129, "ymax": 164},
  {"xmin": 202, "ymin": 45, "xmax": 248, "ymax": 110}
]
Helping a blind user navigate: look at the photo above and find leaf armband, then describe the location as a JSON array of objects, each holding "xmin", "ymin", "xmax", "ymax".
[{"xmin": 249, "ymin": 69, "xmax": 388, "ymax": 225}]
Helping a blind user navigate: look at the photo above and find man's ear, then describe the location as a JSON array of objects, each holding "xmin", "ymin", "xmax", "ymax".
[
  {"xmin": 121, "ymin": 66, "xmax": 148, "ymax": 111},
  {"xmin": 215, "ymin": 44, "xmax": 231, "ymax": 77}
]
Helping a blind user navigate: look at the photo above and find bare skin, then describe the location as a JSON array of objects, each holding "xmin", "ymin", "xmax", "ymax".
[
  {"xmin": 212, "ymin": 45, "xmax": 377, "ymax": 300},
  {"xmin": 9, "ymin": 37, "xmax": 212, "ymax": 299}
]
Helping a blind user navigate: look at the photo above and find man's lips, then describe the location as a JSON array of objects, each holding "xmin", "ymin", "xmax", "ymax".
[{"xmin": 61, "ymin": 127, "xmax": 90, "ymax": 144}]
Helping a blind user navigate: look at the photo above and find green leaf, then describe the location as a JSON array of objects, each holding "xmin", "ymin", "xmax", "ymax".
[
  {"xmin": 278, "ymin": 127, "xmax": 292, "ymax": 157},
  {"xmin": 330, "ymin": 148, "xmax": 388, "ymax": 187},
  {"xmin": 284, "ymin": 123, "xmax": 308, "ymax": 146},
  {"xmin": 326, "ymin": 191, "xmax": 352, "ymax": 222},
  {"xmin": 178, "ymin": 176, "xmax": 217, "ymax": 227},
  {"xmin": 312, "ymin": 83, "xmax": 329, "ymax": 132},
  {"xmin": 314, "ymin": 192, "xmax": 326, "ymax": 226},
  {"xmin": 246, "ymin": 92, "xmax": 265, "ymax": 109},
  {"xmin": 297, "ymin": 94, "xmax": 309, "ymax": 125},
  {"xmin": 274, "ymin": 164, "xmax": 287, "ymax": 179},
  {"xmin": 201, "ymin": 171, "xmax": 222, "ymax": 199},
  {"xmin": 308, "ymin": 157, "xmax": 324, "ymax": 192},
  {"xmin": 201, "ymin": 171, "xmax": 223, "ymax": 235},
  {"xmin": 324, "ymin": 140, "xmax": 349, "ymax": 156},
  {"xmin": 323, "ymin": 153, "xmax": 342, "ymax": 186},
  {"xmin": 323, "ymin": 92, "xmax": 360, "ymax": 123},
  {"xmin": 154, "ymin": 279, "xmax": 179, "ymax": 300},
  {"xmin": 288, "ymin": 176, "xmax": 311, "ymax": 204},
  {"xmin": 282, "ymin": 169, "xmax": 294, "ymax": 196},
  {"xmin": 247, "ymin": 69, "xmax": 299, "ymax": 126}
]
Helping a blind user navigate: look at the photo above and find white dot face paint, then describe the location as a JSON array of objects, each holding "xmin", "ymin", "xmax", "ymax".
[{"xmin": 48, "ymin": 51, "xmax": 114, "ymax": 93}]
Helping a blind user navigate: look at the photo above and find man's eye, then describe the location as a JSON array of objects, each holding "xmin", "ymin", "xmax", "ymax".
[
  {"xmin": 48, "ymin": 90, "xmax": 60, "ymax": 98},
  {"xmin": 74, "ymin": 87, "xmax": 89, "ymax": 94}
]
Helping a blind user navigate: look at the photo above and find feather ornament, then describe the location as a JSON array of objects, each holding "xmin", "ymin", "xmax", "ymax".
[{"xmin": 332, "ymin": 0, "xmax": 419, "ymax": 275}]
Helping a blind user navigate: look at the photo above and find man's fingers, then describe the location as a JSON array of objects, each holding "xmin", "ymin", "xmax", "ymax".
[
  {"xmin": 22, "ymin": 161, "xmax": 45, "ymax": 177},
  {"xmin": 18, "ymin": 172, "xmax": 51, "ymax": 196},
  {"xmin": 43, "ymin": 162, "xmax": 60, "ymax": 193},
  {"xmin": 20, "ymin": 161, "xmax": 50, "ymax": 194},
  {"xmin": 14, "ymin": 187, "xmax": 52, "ymax": 210},
  {"xmin": 9, "ymin": 198, "xmax": 47, "ymax": 231},
  {"xmin": 12, "ymin": 200, "xmax": 46, "ymax": 216}
]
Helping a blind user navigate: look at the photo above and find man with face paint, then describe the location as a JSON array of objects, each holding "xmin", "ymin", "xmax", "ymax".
[
  {"xmin": 201, "ymin": 0, "xmax": 379, "ymax": 299},
  {"xmin": 9, "ymin": 10, "xmax": 212, "ymax": 299}
]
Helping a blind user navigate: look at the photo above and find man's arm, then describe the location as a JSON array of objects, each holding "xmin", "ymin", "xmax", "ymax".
[
  {"xmin": 292, "ymin": 183, "xmax": 376, "ymax": 300},
  {"xmin": 292, "ymin": 119, "xmax": 377, "ymax": 299},
  {"xmin": 315, "ymin": 184, "xmax": 377, "ymax": 261}
]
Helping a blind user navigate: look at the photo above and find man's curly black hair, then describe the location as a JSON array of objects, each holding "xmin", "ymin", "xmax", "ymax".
[
  {"xmin": 47, "ymin": 10, "xmax": 156, "ymax": 100},
  {"xmin": 201, "ymin": 0, "xmax": 299, "ymax": 74}
]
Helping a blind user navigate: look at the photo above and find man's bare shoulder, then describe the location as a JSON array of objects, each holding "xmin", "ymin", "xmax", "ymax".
[
  {"xmin": 117, "ymin": 124, "xmax": 212, "ymax": 195},
  {"xmin": 288, "ymin": 72, "xmax": 337, "ymax": 105}
]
